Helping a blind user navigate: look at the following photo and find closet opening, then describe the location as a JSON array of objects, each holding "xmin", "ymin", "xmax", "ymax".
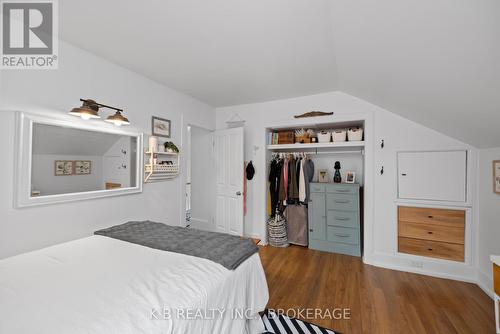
[
  {"xmin": 266, "ymin": 120, "xmax": 365, "ymax": 257},
  {"xmin": 185, "ymin": 124, "xmax": 215, "ymax": 231}
]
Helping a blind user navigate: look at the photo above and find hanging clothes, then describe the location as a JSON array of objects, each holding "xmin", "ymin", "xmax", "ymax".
[
  {"xmin": 284, "ymin": 204, "xmax": 308, "ymax": 246},
  {"xmin": 303, "ymin": 158, "xmax": 315, "ymax": 203},
  {"xmin": 268, "ymin": 159, "xmax": 280, "ymax": 216},
  {"xmin": 299, "ymin": 158, "xmax": 306, "ymax": 203},
  {"xmin": 288, "ymin": 157, "xmax": 299, "ymax": 200}
]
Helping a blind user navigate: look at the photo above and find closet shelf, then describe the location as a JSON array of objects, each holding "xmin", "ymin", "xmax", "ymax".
[
  {"xmin": 144, "ymin": 151, "xmax": 179, "ymax": 156},
  {"xmin": 267, "ymin": 141, "xmax": 364, "ymax": 151}
]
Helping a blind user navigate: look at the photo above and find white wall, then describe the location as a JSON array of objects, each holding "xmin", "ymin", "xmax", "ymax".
[
  {"xmin": 0, "ymin": 40, "xmax": 215, "ymax": 259},
  {"xmin": 32, "ymin": 155, "xmax": 103, "ymax": 195},
  {"xmin": 216, "ymin": 91, "xmax": 477, "ymax": 282},
  {"xmin": 477, "ymin": 147, "xmax": 500, "ymax": 296}
]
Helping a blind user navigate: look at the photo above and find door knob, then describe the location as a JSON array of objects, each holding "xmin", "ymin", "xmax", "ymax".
[{"xmin": 236, "ymin": 191, "xmax": 242, "ymax": 196}]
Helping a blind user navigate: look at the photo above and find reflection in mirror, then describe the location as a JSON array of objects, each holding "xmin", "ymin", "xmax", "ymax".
[{"xmin": 31, "ymin": 123, "xmax": 138, "ymax": 197}]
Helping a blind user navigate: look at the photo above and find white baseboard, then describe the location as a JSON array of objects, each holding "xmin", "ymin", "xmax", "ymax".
[
  {"xmin": 477, "ymin": 269, "xmax": 494, "ymax": 299},
  {"xmin": 364, "ymin": 251, "xmax": 478, "ymax": 284}
]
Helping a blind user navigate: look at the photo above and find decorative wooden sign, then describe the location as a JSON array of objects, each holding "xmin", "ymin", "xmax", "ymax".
[{"xmin": 294, "ymin": 111, "xmax": 334, "ymax": 119}]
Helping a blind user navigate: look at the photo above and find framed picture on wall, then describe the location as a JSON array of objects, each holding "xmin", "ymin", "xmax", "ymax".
[
  {"xmin": 152, "ymin": 116, "xmax": 171, "ymax": 138},
  {"xmin": 494, "ymin": 160, "xmax": 500, "ymax": 194},
  {"xmin": 75, "ymin": 161, "xmax": 92, "ymax": 175},
  {"xmin": 54, "ymin": 161, "xmax": 73, "ymax": 176}
]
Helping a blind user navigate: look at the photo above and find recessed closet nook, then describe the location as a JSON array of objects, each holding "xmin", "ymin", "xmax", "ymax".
[{"xmin": 266, "ymin": 120, "xmax": 366, "ymax": 257}]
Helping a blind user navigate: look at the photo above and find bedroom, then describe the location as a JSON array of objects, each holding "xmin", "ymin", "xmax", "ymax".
[{"xmin": 0, "ymin": 0, "xmax": 499, "ymax": 333}]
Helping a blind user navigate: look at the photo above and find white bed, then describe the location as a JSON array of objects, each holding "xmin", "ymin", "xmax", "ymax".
[{"xmin": 0, "ymin": 235, "xmax": 269, "ymax": 334}]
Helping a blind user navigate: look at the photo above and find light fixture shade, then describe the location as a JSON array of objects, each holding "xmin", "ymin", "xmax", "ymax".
[
  {"xmin": 105, "ymin": 111, "xmax": 130, "ymax": 126},
  {"xmin": 69, "ymin": 99, "xmax": 101, "ymax": 120}
]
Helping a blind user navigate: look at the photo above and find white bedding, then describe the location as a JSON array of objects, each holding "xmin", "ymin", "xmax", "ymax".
[{"xmin": 0, "ymin": 235, "xmax": 269, "ymax": 334}]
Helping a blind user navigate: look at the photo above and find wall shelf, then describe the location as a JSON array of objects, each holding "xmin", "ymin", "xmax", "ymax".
[{"xmin": 144, "ymin": 151, "xmax": 180, "ymax": 183}]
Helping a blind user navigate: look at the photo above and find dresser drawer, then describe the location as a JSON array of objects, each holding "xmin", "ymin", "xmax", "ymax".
[
  {"xmin": 326, "ymin": 194, "xmax": 358, "ymax": 211},
  {"xmin": 399, "ymin": 206, "xmax": 465, "ymax": 227},
  {"xmin": 327, "ymin": 210, "xmax": 359, "ymax": 228},
  {"xmin": 398, "ymin": 221, "xmax": 464, "ymax": 244},
  {"xmin": 326, "ymin": 184, "xmax": 358, "ymax": 195},
  {"xmin": 310, "ymin": 184, "xmax": 326, "ymax": 193},
  {"xmin": 327, "ymin": 226, "xmax": 359, "ymax": 245},
  {"xmin": 398, "ymin": 237, "xmax": 464, "ymax": 262}
]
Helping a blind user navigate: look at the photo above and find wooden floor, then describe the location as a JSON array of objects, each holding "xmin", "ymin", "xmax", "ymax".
[{"xmin": 259, "ymin": 245, "xmax": 495, "ymax": 334}]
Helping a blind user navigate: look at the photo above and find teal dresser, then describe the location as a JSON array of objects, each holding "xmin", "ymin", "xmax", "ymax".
[{"xmin": 308, "ymin": 183, "xmax": 361, "ymax": 257}]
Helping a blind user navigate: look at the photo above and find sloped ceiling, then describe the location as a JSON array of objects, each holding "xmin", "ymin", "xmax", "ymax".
[
  {"xmin": 329, "ymin": 0, "xmax": 500, "ymax": 148},
  {"xmin": 58, "ymin": 0, "xmax": 500, "ymax": 147}
]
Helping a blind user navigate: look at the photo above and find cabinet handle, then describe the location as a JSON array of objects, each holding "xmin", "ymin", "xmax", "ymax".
[
  {"xmin": 335, "ymin": 217, "xmax": 350, "ymax": 221},
  {"xmin": 334, "ymin": 200, "xmax": 350, "ymax": 204},
  {"xmin": 309, "ymin": 229, "xmax": 313, "ymax": 232},
  {"xmin": 336, "ymin": 189, "xmax": 350, "ymax": 193},
  {"xmin": 428, "ymin": 215, "xmax": 433, "ymax": 218},
  {"xmin": 427, "ymin": 231, "xmax": 433, "ymax": 234},
  {"xmin": 334, "ymin": 233, "xmax": 350, "ymax": 238},
  {"xmin": 427, "ymin": 248, "xmax": 433, "ymax": 251}
]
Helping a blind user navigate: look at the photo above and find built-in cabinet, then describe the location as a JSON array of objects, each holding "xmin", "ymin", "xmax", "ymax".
[
  {"xmin": 308, "ymin": 183, "xmax": 362, "ymax": 257},
  {"xmin": 398, "ymin": 206, "xmax": 465, "ymax": 262}
]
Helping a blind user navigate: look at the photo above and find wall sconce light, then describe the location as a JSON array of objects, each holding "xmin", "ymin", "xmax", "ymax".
[{"xmin": 69, "ymin": 98, "xmax": 130, "ymax": 126}]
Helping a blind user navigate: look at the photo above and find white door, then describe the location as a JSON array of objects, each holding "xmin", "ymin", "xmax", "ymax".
[{"xmin": 214, "ymin": 127, "xmax": 244, "ymax": 236}]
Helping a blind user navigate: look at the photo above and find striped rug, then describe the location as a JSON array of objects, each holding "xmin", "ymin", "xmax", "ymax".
[{"xmin": 262, "ymin": 310, "xmax": 339, "ymax": 334}]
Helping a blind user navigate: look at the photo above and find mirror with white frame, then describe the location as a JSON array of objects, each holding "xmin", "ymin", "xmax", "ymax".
[{"xmin": 16, "ymin": 113, "xmax": 143, "ymax": 207}]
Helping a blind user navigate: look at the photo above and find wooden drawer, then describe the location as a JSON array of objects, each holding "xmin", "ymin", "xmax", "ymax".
[
  {"xmin": 326, "ymin": 184, "xmax": 358, "ymax": 195},
  {"xmin": 398, "ymin": 220, "xmax": 464, "ymax": 245},
  {"xmin": 327, "ymin": 210, "xmax": 359, "ymax": 228},
  {"xmin": 327, "ymin": 226, "xmax": 359, "ymax": 245},
  {"xmin": 398, "ymin": 206, "xmax": 465, "ymax": 227},
  {"xmin": 310, "ymin": 183, "xmax": 326, "ymax": 193},
  {"xmin": 326, "ymin": 193, "xmax": 358, "ymax": 212},
  {"xmin": 398, "ymin": 237, "xmax": 464, "ymax": 262},
  {"xmin": 494, "ymin": 264, "xmax": 500, "ymax": 296}
]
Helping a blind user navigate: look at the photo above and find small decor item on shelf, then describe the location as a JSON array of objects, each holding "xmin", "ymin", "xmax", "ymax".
[
  {"xmin": 332, "ymin": 129, "xmax": 347, "ymax": 142},
  {"xmin": 333, "ymin": 161, "xmax": 342, "ymax": 183},
  {"xmin": 149, "ymin": 136, "xmax": 159, "ymax": 153},
  {"xmin": 311, "ymin": 136, "xmax": 318, "ymax": 143},
  {"xmin": 294, "ymin": 128, "xmax": 311, "ymax": 144},
  {"xmin": 347, "ymin": 127, "xmax": 363, "ymax": 141},
  {"xmin": 494, "ymin": 160, "xmax": 500, "ymax": 194},
  {"xmin": 164, "ymin": 141, "xmax": 179, "ymax": 153},
  {"xmin": 346, "ymin": 171, "xmax": 356, "ymax": 184},
  {"xmin": 318, "ymin": 169, "xmax": 329, "ymax": 183},
  {"xmin": 317, "ymin": 130, "xmax": 331, "ymax": 143}
]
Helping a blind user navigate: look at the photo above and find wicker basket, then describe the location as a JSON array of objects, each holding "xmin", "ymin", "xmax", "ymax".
[{"xmin": 295, "ymin": 134, "xmax": 311, "ymax": 144}]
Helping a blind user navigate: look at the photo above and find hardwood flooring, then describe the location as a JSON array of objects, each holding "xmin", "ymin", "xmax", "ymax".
[{"xmin": 259, "ymin": 245, "xmax": 495, "ymax": 334}]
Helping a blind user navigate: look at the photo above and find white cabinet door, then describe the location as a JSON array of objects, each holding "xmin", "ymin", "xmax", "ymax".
[
  {"xmin": 214, "ymin": 127, "xmax": 244, "ymax": 236},
  {"xmin": 398, "ymin": 150, "xmax": 467, "ymax": 202}
]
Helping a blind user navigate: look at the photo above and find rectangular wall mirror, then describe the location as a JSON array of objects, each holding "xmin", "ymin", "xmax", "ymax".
[{"xmin": 16, "ymin": 113, "xmax": 143, "ymax": 207}]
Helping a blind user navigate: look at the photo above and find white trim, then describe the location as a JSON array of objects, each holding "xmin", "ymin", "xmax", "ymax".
[
  {"xmin": 477, "ymin": 268, "xmax": 495, "ymax": 299},
  {"xmin": 15, "ymin": 112, "xmax": 143, "ymax": 208}
]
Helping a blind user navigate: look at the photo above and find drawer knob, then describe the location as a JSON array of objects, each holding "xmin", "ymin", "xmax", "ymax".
[
  {"xmin": 428, "ymin": 215, "xmax": 434, "ymax": 218},
  {"xmin": 309, "ymin": 229, "xmax": 313, "ymax": 232},
  {"xmin": 428, "ymin": 248, "xmax": 433, "ymax": 251},
  {"xmin": 427, "ymin": 231, "xmax": 433, "ymax": 234}
]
